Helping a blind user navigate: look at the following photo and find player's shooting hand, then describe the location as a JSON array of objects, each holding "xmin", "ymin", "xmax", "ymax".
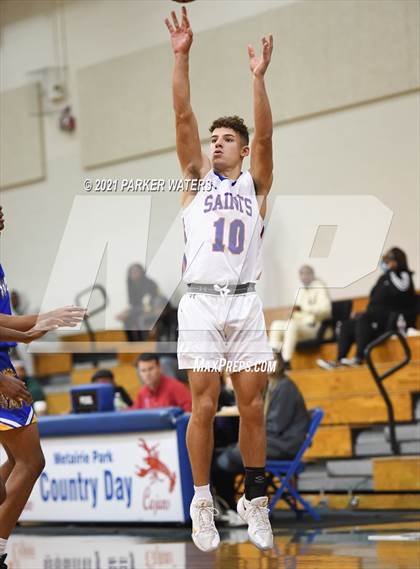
[
  {"xmin": 39, "ymin": 306, "xmax": 86, "ymax": 328},
  {"xmin": 248, "ymin": 35, "xmax": 273, "ymax": 77},
  {"xmin": 165, "ymin": 6, "xmax": 193, "ymax": 55},
  {"xmin": 0, "ymin": 373, "xmax": 32, "ymax": 405}
]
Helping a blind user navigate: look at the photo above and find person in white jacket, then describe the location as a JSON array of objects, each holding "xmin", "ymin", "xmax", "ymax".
[{"xmin": 269, "ymin": 266, "xmax": 332, "ymax": 369}]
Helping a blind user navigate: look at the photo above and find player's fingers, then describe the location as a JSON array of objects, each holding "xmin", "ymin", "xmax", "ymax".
[
  {"xmin": 65, "ymin": 306, "xmax": 86, "ymax": 313},
  {"xmin": 19, "ymin": 390, "xmax": 32, "ymax": 405},
  {"xmin": 63, "ymin": 313, "xmax": 84, "ymax": 321},
  {"xmin": 165, "ymin": 18, "xmax": 174, "ymax": 34},
  {"xmin": 171, "ymin": 10, "xmax": 180, "ymax": 29},
  {"xmin": 182, "ymin": 6, "xmax": 190, "ymax": 29},
  {"xmin": 247, "ymin": 44, "xmax": 255, "ymax": 59}
]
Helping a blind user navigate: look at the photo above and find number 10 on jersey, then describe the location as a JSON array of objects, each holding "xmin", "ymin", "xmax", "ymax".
[{"xmin": 212, "ymin": 217, "xmax": 245, "ymax": 254}]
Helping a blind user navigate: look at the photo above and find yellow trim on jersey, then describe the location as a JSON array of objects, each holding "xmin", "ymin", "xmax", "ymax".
[{"xmin": 0, "ymin": 414, "xmax": 37, "ymax": 431}]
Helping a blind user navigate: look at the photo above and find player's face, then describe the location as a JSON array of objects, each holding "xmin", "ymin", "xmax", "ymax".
[
  {"xmin": 0, "ymin": 206, "xmax": 4, "ymax": 232},
  {"xmin": 210, "ymin": 128, "xmax": 248, "ymax": 170},
  {"xmin": 137, "ymin": 360, "xmax": 161, "ymax": 390}
]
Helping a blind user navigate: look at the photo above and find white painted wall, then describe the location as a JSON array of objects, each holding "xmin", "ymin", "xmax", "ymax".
[{"xmin": 0, "ymin": 0, "xmax": 418, "ymax": 330}]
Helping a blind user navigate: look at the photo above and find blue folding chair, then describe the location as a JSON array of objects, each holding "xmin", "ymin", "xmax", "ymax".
[{"xmin": 266, "ymin": 407, "xmax": 324, "ymax": 521}]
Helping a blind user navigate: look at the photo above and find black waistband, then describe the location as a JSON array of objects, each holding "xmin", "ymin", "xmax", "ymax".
[{"xmin": 187, "ymin": 282, "xmax": 256, "ymax": 295}]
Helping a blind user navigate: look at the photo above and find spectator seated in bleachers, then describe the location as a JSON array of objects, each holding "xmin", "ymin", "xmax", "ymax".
[
  {"xmin": 116, "ymin": 263, "xmax": 158, "ymax": 342},
  {"xmin": 91, "ymin": 368, "xmax": 133, "ymax": 409},
  {"xmin": 269, "ymin": 265, "xmax": 332, "ymax": 369},
  {"xmin": 317, "ymin": 247, "xmax": 417, "ymax": 370},
  {"xmin": 131, "ymin": 353, "xmax": 192, "ymax": 412},
  {"xmin": 212, "ymin": 353, "xmax": 310, "ymax": 511}
]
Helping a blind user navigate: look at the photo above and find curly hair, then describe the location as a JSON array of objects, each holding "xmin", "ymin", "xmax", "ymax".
[{"xmin": 209, "ymin": 115, "xmax": 249, "ymax": 146}]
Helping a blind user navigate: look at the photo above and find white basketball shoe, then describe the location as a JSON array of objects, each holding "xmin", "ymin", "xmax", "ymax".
[
  {"xmin": 237, "ymin": 495, "xmax": 274, "ymax": 550},
  {"xmin": 190, "ymin": 498, "xmax": 220, "ymax": 552}
]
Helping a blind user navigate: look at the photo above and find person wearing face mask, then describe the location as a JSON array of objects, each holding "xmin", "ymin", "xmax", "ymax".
[
  {"xmin": 317, "ymin": 247, "xmax": 416, "ymax": 370},
  {"xmin": 269, "ymin": 265, "xmax": 332, "ymax": 370}
]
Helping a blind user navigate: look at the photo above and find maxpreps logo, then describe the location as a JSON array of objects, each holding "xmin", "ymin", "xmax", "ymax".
[{"xmin": 135, "ymin": 438, "xmax": 176, "ymax": 516}]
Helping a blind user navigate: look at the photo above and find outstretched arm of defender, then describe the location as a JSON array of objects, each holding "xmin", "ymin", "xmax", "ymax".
[
  {"xmin": 248, "ymin": 35, "xmax": 274, "ymax": 196},
  {"xmin": 0, "ymin": 306, "xmax": 85, "ymax": 332},
  {"xmin": 165, "ymin": 8, "xmax": 209, "ymax": 198}
]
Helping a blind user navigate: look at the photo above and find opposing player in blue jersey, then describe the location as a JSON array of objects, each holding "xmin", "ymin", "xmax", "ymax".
[{"xmin": 0, "ymin": 205, "xmax": 85, "ymax": 569}]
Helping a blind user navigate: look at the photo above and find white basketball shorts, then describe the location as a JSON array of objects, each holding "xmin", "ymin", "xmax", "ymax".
[{"xmin": 177, "ymin": 291, "xmax": 274, "ymax": 371}]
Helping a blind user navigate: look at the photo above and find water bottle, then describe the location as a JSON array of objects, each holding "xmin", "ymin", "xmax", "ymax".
[{"xmin": 396, "ymin": 313, "xmax": 406, "ymax": 336}]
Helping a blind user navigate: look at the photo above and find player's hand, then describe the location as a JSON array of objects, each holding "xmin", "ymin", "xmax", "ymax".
[
  {"xmin": 25, "ymin": 317, "xmax": 66, "ymax": 342},
  {"xmin": 0, "ymin": 374, "xmax": 32, "ymax": 405},
  {"xmin": 39, "ymin": 306, "xmax": 86, "ymax": 328},
  {"xmin": 165, "ymin": 7, "xmax": 193, "ymax": 55},
  {"xmin": 248, "ymin": 35, "xmax": 273, "ymax": 77}
]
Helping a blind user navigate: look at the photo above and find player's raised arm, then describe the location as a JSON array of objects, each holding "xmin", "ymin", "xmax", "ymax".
[
  {"xmin": 248, "ymin": 35, "xmax": 274, "ymax": 196},
  {"xmin": 165, "ymin": 7, "xmax": 210, "ymax": 201}
]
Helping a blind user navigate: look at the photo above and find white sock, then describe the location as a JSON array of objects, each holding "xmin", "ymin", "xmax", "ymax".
[
  {"xmin": 0, "ymin": 538, "xmax": 7, "ymax": 555},
  {"xmin": 193, "ymin": 484, "xmax": 212, "ymax": 502}
]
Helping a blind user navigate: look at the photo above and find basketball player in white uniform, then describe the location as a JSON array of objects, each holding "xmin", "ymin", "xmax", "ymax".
[{"xmin": 165, "ymin": 7, "xmax": 274, "ymax": 552}]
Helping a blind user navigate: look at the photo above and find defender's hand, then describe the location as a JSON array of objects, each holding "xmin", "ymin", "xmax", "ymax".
[
  {"xmin": 39, "ymin": 306, "xmax": 86, "ymax": 328},
  {"xmin": 165, "ymin": 7, "xmax": 193, "ymax": 55},
  {"xmin": 0, "ymin": 374, "xmax": 32, "ymax": 405},
  {"xmin": 25, "ymin": 317, "xmax": 66, "ymax": 342},
  {"xmin": 248, "ymin": 35, "xmax": 273, "ymax": 77}
]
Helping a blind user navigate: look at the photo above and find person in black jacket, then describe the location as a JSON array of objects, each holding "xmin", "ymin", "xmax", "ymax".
[
  {"xmin": 212, "ymin": 354, "xmax": 310, "ymax": 510},
  {"xmin": 318, "ymin": 247, "xmax": 416, "ymax": 370},
  {"xmin": 116, "ymin": 264, "xmax": 158, "ymax": 342}
]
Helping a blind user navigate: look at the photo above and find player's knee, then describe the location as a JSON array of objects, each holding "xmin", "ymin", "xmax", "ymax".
[
  {"xmin": 238, "ymin": 397, "xmax": 264, "ymax": 422},
  {"xmin": 192, "ymin": 397, "xmax": 217, "ymax": 424},
  {"xmin": 20, "ymin": 449, "xmax": 45, "ymax": 480},
  {"xmin": 35, "ymin": 450, "xmax": 46, "ymax": 476}
]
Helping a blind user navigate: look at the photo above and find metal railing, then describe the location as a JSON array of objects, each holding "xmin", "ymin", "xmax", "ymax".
[{"xmin": 364, "ymin": 330, "xmax": 411, "ymax": 455}]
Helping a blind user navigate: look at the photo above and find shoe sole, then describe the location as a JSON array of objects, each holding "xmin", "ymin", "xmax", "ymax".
[
  {"xmin": 237, "ymin": 499, "xmax": 273, "ymax": 551},
  {"xmin": 191, "ymin": 533, "xmax": 220, "ymax": 553},
  {"xmin": 247, "ymin": 533, "xmax": 273, "ymax": 551}
]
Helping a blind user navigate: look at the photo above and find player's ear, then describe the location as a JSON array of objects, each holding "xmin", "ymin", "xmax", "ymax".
[{"xmin": 241, "ymin": 145, "xmax": 250, "ymax": 158}]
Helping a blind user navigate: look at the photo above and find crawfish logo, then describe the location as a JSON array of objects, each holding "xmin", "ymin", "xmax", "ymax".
[{"xmin": 135, "ymin": 438, "xmax": 176, "ymax": 493}]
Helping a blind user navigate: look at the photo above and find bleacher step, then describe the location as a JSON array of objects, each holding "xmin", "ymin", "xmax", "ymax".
[
  {"xmin": 356, "ymin": 441, "xmax": 420, "ymax": 456},
  {"xmin": 373, "ymin": 456, "xmax": 420, "ymax": 491},
  {"xmin": 326, "ymin": 459, "xmax": 372, "ymax": 477},
  {"xmin": 355, "ymin": 424, "xmax": 420, "ymax": 456},
  {"xmin": 298, "ymin": 473, "xmax": 372, "ymax": 492},
  {"xmin": 384, "ymin": 422, "xmax": 420, "ymax": 442}
]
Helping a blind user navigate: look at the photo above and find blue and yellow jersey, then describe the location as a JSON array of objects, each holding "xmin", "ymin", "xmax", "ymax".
[
  {"xmin": 0, "ymin": 263, "xmax": 36, "ymax": 430},
  {"xmin": 0, "ymin": 263, "xmax": 17, "ymax": 350}
]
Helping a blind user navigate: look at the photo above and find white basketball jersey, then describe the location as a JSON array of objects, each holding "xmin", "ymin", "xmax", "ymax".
[{"xmin": 181, "ymin": 169, "xmax": 264, "ymax": 285}]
